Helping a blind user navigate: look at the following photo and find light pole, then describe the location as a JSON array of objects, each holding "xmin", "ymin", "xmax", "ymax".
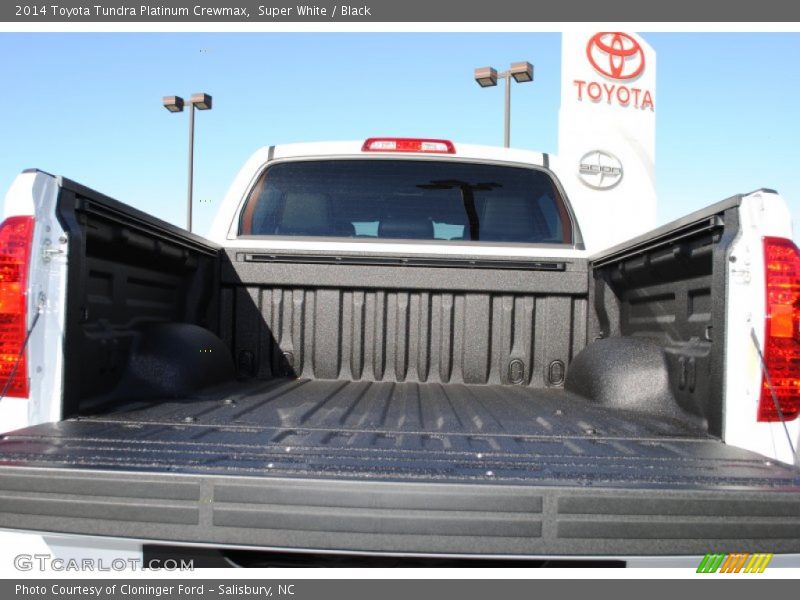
[
  {"xmin": 162, "ymin": 93, "xmax": 213, "ymax": 232},
  {"xmin": 473, "ymin": 62, "xmax": 533, "ymax": 148}
]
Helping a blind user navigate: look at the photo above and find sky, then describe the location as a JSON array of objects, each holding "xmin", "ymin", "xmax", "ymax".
[{"xmin": 0, "ymin": 32, "xmax": 798, "ymax": 238}]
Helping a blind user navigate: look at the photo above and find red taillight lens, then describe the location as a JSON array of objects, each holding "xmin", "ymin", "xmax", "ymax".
[
  {"xmin": 0, "ymin": 216, "xmax": 34, "ymax": 398},
  {"xmin": 361, "ymin": 138, "xmax": 456, "ymax": 154},
  {"xmin": 759, "ymin": 236, "xmax": 800, "ymax": 421}
]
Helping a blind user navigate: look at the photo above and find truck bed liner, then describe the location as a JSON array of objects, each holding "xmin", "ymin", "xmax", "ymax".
[
  {"xmin": 0, "ymin": 379, "xmax": 798, "ymax": 557},
  {"xmin": 90, "ymin": 377, "xmax": 698, "ymax": 437},
  {"xmin": 0, "ymin": 379, "xmax": 796, "ymax": 488}
]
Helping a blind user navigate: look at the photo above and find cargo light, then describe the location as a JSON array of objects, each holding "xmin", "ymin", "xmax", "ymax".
[
  {"xmin": 759, "ymin": 236, "xmax": 800, "ymax": 421},
  {"xmin": 0, "ymin": 216, "xmax": 34, "ymax": 398},
  {"xmin": 361, "ymin": 138, "xmax": 456, "ymax": 154}
]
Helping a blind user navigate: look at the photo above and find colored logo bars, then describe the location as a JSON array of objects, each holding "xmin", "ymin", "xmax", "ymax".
[{"xmin": 697, "ymin": 553, "xmax": 773, "ymax": 573}]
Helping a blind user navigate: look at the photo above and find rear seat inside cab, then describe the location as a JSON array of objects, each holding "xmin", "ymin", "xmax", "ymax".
[
  {"xmin": 378, "ymin": 215, "xmax": 435, "ymax": 239},
  {"xmin": 478, "ymin": 196, "xmax": 552, "ymax": 243}
]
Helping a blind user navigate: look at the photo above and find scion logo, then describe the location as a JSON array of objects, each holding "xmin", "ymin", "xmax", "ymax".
[
  {"xmin": 578, "ymin": 150, "xmax": 623, "ymax": 190},
  {"xmin": 587, "ymin": 32, "xmax": 645, "ymax": 80}
]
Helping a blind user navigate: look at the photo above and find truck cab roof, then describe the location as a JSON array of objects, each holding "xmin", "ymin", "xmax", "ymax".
[{"xmin": 262, "ymin": 140, "xmax": 549, "ymax": 166}]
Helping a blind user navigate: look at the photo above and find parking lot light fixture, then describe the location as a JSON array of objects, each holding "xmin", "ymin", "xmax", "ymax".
[
  {"xmin": 162, "ymin": 96, "xmax": 184, "ymax": 113},
  {"xmin": 473, "ymin": 62, "xmax": 534, "ymax": 147},
  {"xmin": 474, "ymin": 67, "xmax": 498, "ymax": 88},
  {"xmin": 162, "ymin": 92, "xmax": 213, "ymax": 232}
]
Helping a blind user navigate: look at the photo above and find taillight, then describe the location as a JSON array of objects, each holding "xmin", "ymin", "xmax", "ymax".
[
  {"xmin": 0, "ymin": 216, "xmax": 34, "ymax": 398},
  {"xmin": 759, "ymin": 236, "xmax": 800, "ymax": 421},
  {"xmin": 361, "ymin": 138, "xmax": 456, "ymax": 154}
]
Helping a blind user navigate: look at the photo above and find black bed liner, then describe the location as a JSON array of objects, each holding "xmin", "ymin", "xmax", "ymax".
[{"xmin": 0, "ymin": 379, "xmax": 799, "ymax": 556}]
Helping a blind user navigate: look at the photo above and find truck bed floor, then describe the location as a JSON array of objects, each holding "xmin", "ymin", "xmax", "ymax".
[
  {"xmin": 89, "ymin": 377, "xmax": 702, "ymax": 437},
  {"xmin": 0, "ymin": 379, "xmax": 798, "ymax": 489}
]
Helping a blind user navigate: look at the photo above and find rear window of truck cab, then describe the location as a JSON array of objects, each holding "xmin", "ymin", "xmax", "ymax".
[{"xmin": 239, "ymin": 159, "xmax": 573, "ymax": 244}]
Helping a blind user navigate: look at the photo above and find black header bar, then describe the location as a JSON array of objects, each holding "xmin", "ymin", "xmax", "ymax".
[{"xmin": 3, "ymin": 0, "xmax": 800, "ymax": 22}]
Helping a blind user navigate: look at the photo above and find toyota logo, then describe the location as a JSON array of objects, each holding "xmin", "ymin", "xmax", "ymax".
[
  {"xmin": 586, "ymin": 32, "xmax": 645, "ymax": 81},
  {"xmin": 578, "ymin": 150, "xmax": 624, "ymax": 190}
]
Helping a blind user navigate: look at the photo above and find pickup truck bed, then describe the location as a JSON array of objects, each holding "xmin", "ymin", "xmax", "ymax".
[{"xmin": 0, "ymin": 174, "xmax": 799, "ymax": 559}]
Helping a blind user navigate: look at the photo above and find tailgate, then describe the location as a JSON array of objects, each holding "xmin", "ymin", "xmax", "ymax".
[{"xmin": 0, "ymin": 414, "xmax": 798, "ymax": 557}]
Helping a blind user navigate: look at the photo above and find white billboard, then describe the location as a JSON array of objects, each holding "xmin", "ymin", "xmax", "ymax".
[{"xmin": 557, "ymin": 31, "xmax": 657, "ymax": 252}]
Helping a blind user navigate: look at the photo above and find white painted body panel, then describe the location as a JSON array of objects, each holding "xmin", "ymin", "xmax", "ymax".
[
  {"xmin": 724, "ymin": 190, "xmax": 800, "ymax": 465},
  {"xmin": 1, "ymin": 171, "xmax": 69, "ymax": 427}
]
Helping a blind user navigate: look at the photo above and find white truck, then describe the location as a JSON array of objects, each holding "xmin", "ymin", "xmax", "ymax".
[{"xmin": 0, "ymin": 137, "xmax": 798, "ymax": 567}]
